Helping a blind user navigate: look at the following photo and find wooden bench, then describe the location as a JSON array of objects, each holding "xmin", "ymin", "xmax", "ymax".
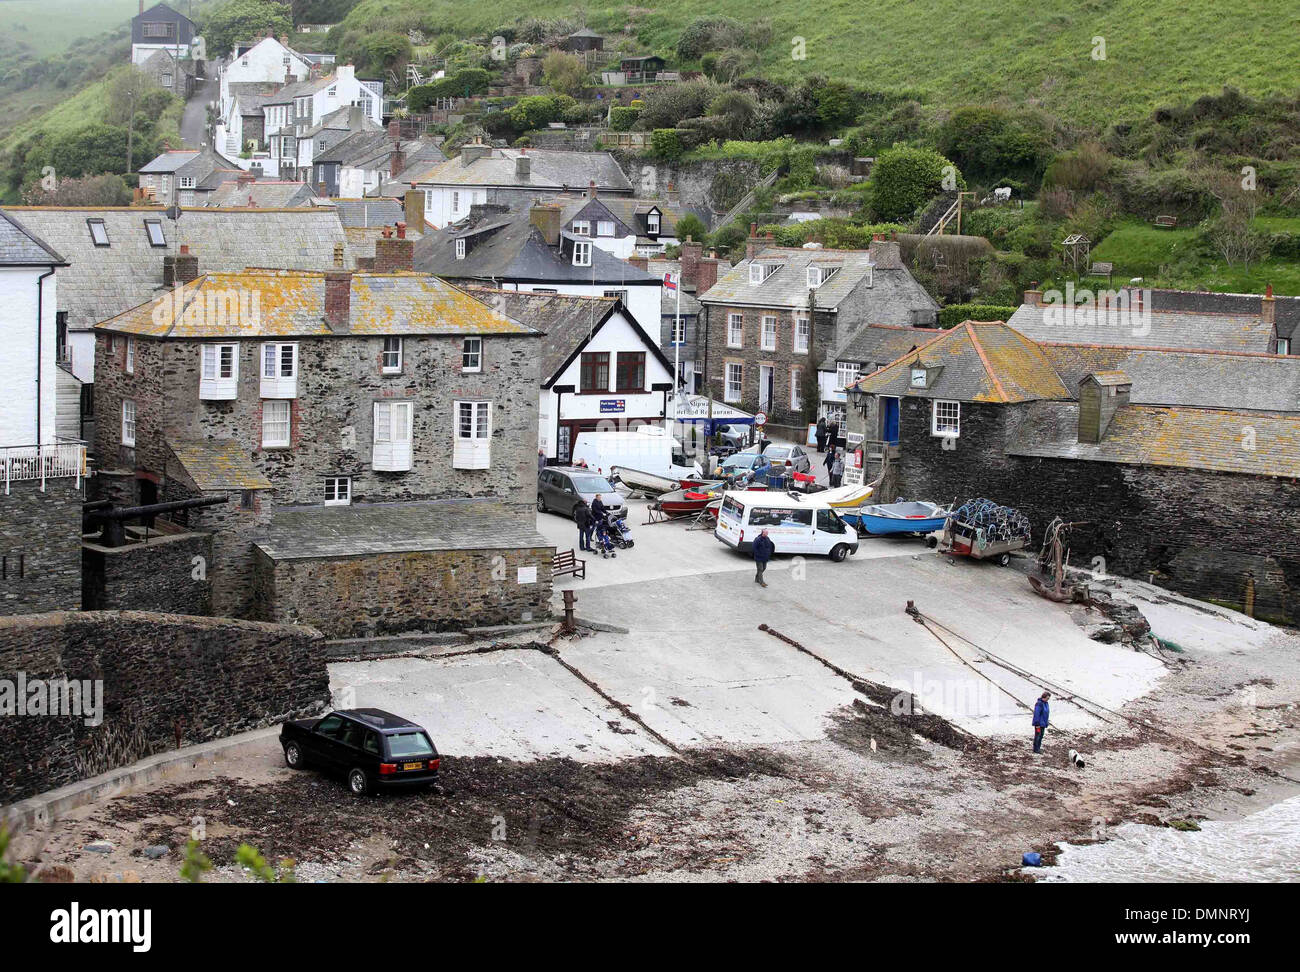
[
  {"xmin": 1153, "ymin": 215, "xmax": 1178, "ymax": 228},
  {"xmin": 1089, "ymin": 261, "xmax": 1114, "ymax": 278},
  {"xmin": 552, "ymin": 548, "xmax": 586, "ymax": 579}
]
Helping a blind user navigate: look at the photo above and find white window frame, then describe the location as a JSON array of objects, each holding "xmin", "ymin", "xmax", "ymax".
[
  {"xmin": 262, "ymin": 399, "xmax": 292, "ymax": 448},
  {"xmin": 572, "ymin": 240, "xmax": 592, "ymax": 267},
  {"xmin": 836, "ymin": 361, "xmax": 860, "ymax": 392},
  {"xmin": 727, "ymin": 313, "xmax": 743, "ymax": 348},
  {"xmin": 125, "ymin": 338, "xmax": 135, "ymax": 374},
  {"xmin": 749, "ymin": 263, "xmax": 765, "ymax": 285},
  {"xmin": 646, "ymin": 212, "xmax": 660, "ymax": 234},
  {"xmin": 372, "ymin": 400, "xmax": 413, "ymax": 471},
  {"xmin": 382, "ymin": 337, "xmax": 403, "ymax": 373},
  {"xmin": 200, "ymin": 343, "xmax": 239, "ymax": 400},
  {"xmin": 725, "ymin": 362, "xmax": 743, "ymax": 403},
  {"xmin": 451, "ymin": 190, "xmax": 460, "ymax": 215},
  {"xmin": 597, "ymin": 220, "xmax": 615, "ymax": 237},
  {"xmin": 121, "ymin": 399, "xmax": 136, "ymax": 447},
  {"xmin": 1278, "ymin": 337, "xmax": 1291, "ymax": 355},
  {"xmin": 932, "ymin": 400, "xmax": 961, "ymax": 438},
  {"xmin": 571, "ymin": 220, "xmax": 591, "ymax": 236},
  {"xmin": 454, "ymin": 238, "xmax": 466, "ymax": 260},
  {"xmin": 453, "ymin": 400, "xmax": 492, "ymax": 470},
  {"xmin": 462, "ymin": 337, "xmax": 482, "ymax": 372},
  {"xmin": 761, "ymin": 315, "xmax": 777, "ymax": 351},
  {"xmin": 790, "ymin": 368, "xmax": 802, "ymax": 410},
  {"xmin": 671, "ymin": 315, "xmax": 686, "ymax": 345},
  {"xmin": 179, "ymin": 176, "xmax": 196, "ymax": 190},
  {"xmin": 259, "ymin": 342, "xmax": 298, "ymax": 398},
  {"xmin": 794, "ymin": 315, "xmax": 810, "ymax": 354},
  {"xmin": 323, "ymin": 476, "xmax": 351, "ymax": 506}
]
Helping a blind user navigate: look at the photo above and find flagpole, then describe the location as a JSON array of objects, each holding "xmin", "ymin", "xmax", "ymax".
[{"xmin": 671, "ymin": 271, "xmax": 681, "ymax": 430}]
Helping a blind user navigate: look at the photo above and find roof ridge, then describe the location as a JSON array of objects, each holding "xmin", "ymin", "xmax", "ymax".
[{"xmin": 962, "ymin": 321, "xmax": 1011, "ymax": 403}]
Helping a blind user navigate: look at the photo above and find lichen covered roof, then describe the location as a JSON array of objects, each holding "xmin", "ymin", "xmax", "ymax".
[
  {"xmin": 95, "ymin": 270, "xmax": 538, "ymax": 338},
  {"xmin": 852, "ymin": 321, "xmax": 1071, "ymax": 403},
  {"xmin": 169, "ymin": 438, "xmax": 272, "ymax": 490}
]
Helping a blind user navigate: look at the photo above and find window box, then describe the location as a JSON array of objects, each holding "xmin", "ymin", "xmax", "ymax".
[
  {"xmin": 932, "ymin": 400, "xmax": 960, "ymax": 438},
  {"xmin": 373, "ymin": 401, "xmax": 412, "ymax": 471},
  {"xmin": 462, "ymin": 337, "xmax": 482, "ymax": 372},
  {"xmin": 453, "ymin": 400, "xmax": 492, "ymax": 470},
  {"xmin": 260, "ymin": 342, "xmax": 298, "ymax": 398},
  {"xmin": 200, "ymin": 343, "xmax": 239, "ymax": 399},
  {"xmin": 262, "ymin": 399, "xmax": 292, "ymax": 448}
]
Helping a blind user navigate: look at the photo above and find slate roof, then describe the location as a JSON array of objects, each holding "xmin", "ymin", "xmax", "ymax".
[
  {"xmin": 555, "ymin": 193, "xmax": 693, "ymax": 243},
  {"xmin": 253, "ymin": 498, "xmax": 550, "ymax": 560},
  {"xmin": 204, "ymin": 181, "xmax": 318, "ymax": 208},
  {"xmin": 96, "ymin": 270, "xmax": 539, "ymax": 339},
  {"xmin": 169, "ymin": 438, "xmax": 272, "ymax": 490},
  {"xmin": 408, "ymin": 148, "xmax": 633, "ymax": 192},
  {"xmin": 227, "ymin": 81, "xmax": 283, "ymax": 114},
  {"xmin": 1006, "ymin": 402, "xmax": 1300, "ymax": 478},
  {"xmin": 852, "ymin": 321, "xmax": 1072, "ymax": 403},
  {"xmin": 1039, "ymin": 344, "xmax": 1300, "ymax": 412},
  {"xmin": 466, "ymin": 287, "xmax": 669, "ymax": 385},
  {"xmin": 1007, "ymin": 299, "xmax": 1277, "ymax": 353},
  {"xmin": 2, "ymin": 206, "xmax": 351, "ymax": 331},
  {"xmin": 1142, "ymin": 287, "xmax": 1300, "ymax": 341},
  {"xmin": 382, "ymin": 140, "xmax": 448, "ymax": 194},
  {"xmin": 317, "ymin": 197, "xmax": 404, "ymax": 229},
  {"xmin": 0, "ymin": 209, "xmax": 66, "ymax": 266},
  {"xmin": 139, "ymin": 146, "xmax": 241, "ymax": 181},
  {"xmin": 314, "ymin": 130, "xmax": 393, "ymax": 167},
  {"xmin": 822, "ymin": 322, "xmax": 943, "ymax": 371},
  {"xmin": 414, "ymin": 208, "xmax": 659, "ymax": 286},
  {"xmin": 699, "ymin": 245, "xmax": 939, "ymax": 318}
]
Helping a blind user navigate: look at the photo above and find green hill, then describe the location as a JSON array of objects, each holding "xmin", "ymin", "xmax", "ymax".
[{"xmin": 337, "ymin": 0, "xmax": 1300, "ymax": 127}]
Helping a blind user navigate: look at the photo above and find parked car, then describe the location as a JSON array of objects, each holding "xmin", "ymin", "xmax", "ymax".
[
  {"xmin": 715, "ymin": 424, "xmax": 761, "ymax": 452},
  {"xmin": 537, "ymin": 466, "xmax": 626, "ymax": 519},
  {"xmin": 763, "ymin": 444, "xmax": 812, "ymax": 474},
  {"xmin": 280, "ymin": 709, "xmax": 440, "ymax": 795},
  {"xmin": 718, "ymin": 450, "xmax": 769, "ymax": 477}
]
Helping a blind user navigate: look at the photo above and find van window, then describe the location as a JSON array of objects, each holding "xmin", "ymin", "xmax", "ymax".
[
  {"xmin": 721, "ymin": 496, "xmax": 745, "ymax": 518},
  {"xmin": 750, "ymin": 507, "xmax": 813, "ymax": 528},
  {"xmin": 816, "ymin": 508, "xmax": 846, "ymax": 534}
]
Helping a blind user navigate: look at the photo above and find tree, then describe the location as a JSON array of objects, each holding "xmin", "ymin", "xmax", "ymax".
[
  {"xmin": 203, "ymin": 0, "xmax": 294, "ymax": 58},
  {"xmin": 1203, "ymin": 171, "xmax": 1268, "ymax": 269},
  {"xmin": 675, "ymin": 213, "xmax": 708, "ymax": 244},
  {"xmin": 708, "ymin": 90, "xmax": 758, "ymax": 140},
  {"xmin": 870, "ymin": 146, "xmax": 962, "ymax": 223},
  {"xmin": 22, "ymin": 173, "xmax": 132, "ymax": 206},
  {"xmin": 542, "ymin": 51, "xmax": 586, "ymax": 97},
  {"xmin": 936, "ymin": 106, "xmax": 1055, "ymax": 187}
]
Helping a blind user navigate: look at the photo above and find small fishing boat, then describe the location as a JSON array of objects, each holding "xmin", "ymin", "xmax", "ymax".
[
  {"xmin": 611, "ymin": 466, "xmax": 681, "ymax": 497},
  {"xmin": 655, "ymin": 486, "xmax": 723, "ymax": 516},
  {"xmin": 845, "ymin": 500, "xmax": 949, "ymax": 536},
  {"xmin": 816, "ymin": 484, "xmax": 875, "ymax": 508}
]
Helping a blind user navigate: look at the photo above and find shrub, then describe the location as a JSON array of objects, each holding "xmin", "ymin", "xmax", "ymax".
[
  {"xmin": 937, "ymin": 303, "xmax": 1019, "ymax": 328},
  {"xmin": 675, "ymin": 213, "xmax": 708, "ymax": 243},
  {"xmin": 870, "ymin": 146, "xmax": 963, "ymax": 222},
  {"xmin": 676, "ymin": 17, "xmax": 748, "ymax": 60},
  {"xmin": 609, "ymin": 106, "xmax": 640, "ymax": 131},
  {"xmin": 936, "ymin": 106, "xmax": 1056, "ymax": 188},
  {"xmin": 651, "ymin": 129, "xmax": 685, "ymax": 160},
  {"xmin": 638, "ymin": 79, "xmax": 723, "ymax": 130}
]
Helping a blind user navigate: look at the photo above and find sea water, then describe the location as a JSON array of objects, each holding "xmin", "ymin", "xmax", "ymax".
[{"xmin": 1038, "ymin": 794, "xmax": 1300, "ymax": 882}]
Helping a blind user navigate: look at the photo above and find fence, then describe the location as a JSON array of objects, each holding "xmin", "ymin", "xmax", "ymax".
[{"xmin": 2, "ymin": 442, "xmax": 86, "ymax": 494}]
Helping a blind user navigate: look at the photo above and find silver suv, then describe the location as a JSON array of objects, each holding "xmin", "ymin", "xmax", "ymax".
[{"xmin": 537, "ymin": 467, "xmax": 626, "ymax": 519}]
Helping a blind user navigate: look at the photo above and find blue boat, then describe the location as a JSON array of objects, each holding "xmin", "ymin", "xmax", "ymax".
[{"xmin": 844, "ymin": 501, "xmax": 950, "ymax": 536}]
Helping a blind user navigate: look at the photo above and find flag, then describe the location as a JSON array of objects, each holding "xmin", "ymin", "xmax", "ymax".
[{"xmin": 663, "ymin": 271, "xmax": 677, "ymax": 290}]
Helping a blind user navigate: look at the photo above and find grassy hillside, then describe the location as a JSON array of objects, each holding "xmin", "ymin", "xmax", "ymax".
[
  {"xmin": 0, "ymin": 0, "xmax": 144, "ymax": 57},
  {"xmin": 338, "ymin": 0, "xmax": 1300, "ymax": 127}
]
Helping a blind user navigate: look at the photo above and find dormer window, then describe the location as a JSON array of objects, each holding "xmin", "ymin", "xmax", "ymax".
[
  {"xmin": 807, "ymin": 265, "xmax": 839, "ymax": 288},
  {"xmin": 455, "ymin": 238, "xmax": 466, "ymax": 260},
  {"xmin": 179, "ymin": 176, "xmax": 196, "ymax": 189},
  {"xmin": 572, "ymin": 220, "xmax": 591, "ymax": 236},
  {"xmin": 749, "ymin": 262, "xmax": 776, "ymax": 285},
  {"xmin": 645, "ymin": 211, "xmax": 660, "ymax": 235},
  {"xmin": 1278, "ymin": 337, "xmax": 1291, "ymax": 355},
  {"xmin": 573, "ymin": 240, "xmax": 592, "ymax": 267}
]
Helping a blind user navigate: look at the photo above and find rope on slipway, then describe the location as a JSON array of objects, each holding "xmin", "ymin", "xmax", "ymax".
[
  {"xmin": 905, "ymin": 610, "xmax": 1032, "ymax": 714},
  {"xmin": 907, "ymin": 604, "xmax": 1300, "ymax": 783}
]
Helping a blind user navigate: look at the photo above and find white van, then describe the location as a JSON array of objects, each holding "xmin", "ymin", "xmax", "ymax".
[
  {"xmin": 571, "ymin": 429, "xmax": 701, "ymax": 481},
  {"xmin": 715, "ymin": 490, "xmax": 858, "ymax": 562}
]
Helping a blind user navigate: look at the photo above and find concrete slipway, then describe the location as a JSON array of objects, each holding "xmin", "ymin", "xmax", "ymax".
[{"xmin": 332, "ymin": 497, "xmax": 1170, "ymax": 761}]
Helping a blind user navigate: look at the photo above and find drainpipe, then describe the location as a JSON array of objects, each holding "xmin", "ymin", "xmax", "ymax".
[{"xmin": 35, "ymin": 266, "xmax": 55, "ymax": 446}]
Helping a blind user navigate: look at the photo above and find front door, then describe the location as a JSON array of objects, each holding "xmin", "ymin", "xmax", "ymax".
[
  {"xmin": 881, "ymin": 397, "xmax": 900, "ymax": 444},
  {"xmin": 759, "ymin": 365, "xmax": 773, "ymax": 412}
]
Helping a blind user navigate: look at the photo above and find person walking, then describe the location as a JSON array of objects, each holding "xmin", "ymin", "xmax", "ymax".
[
  {"xmin": 752, "ymin": 528, "xmax": 775, "ymax": 587},
  {"xmin": 830, "ymin": 451, "xmax": 844, "ymax": 488},
  {"xmin": 574, "ymin": 500, "xmax": 594, "ymax": 552},
  {"xmin": 1032, "ymin": 691, "xmax": 1051, "ymax": 753},
  {"xmin": 827, "ymin": 420, "xmax": 840, "ymax": 452},
  {"xmin": 815, "ymin": 416, "xmax": 827, "ymax": 454},
  {"xmin": 823, "ymin": 447, "xmax": 838, "ymax": 483},
  {"xmin": 537, "ymin": 449, "xmax": 547, "ymax": 473}
]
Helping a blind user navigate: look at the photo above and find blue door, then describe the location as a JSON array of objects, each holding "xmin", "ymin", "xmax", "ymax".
[{"xmin": 882, "ymin": 398, "xmax": 900, "ymax": 444}]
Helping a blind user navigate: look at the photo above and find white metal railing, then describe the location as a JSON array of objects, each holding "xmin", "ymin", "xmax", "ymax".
[{"xmin": 2, "ymin": 442, "xmax": 86, "ymax": 494}]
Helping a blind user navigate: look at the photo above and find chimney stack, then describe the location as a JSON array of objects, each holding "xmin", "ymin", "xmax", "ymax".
[
  {"xmin": 586, "ymin": 180, "xmax": 597, "ymax": 200},
  {"xmin": 375, "ymin": 234, "xmax": 414, "ymax": 272},
  {"xmin": 746, "ymin": 221, "xmax": 760, "ymax": 260},
  {"xmin": 387, "ymin": 119, "xmax": 401, "ymax": 139},
  {"xmin": 694, "ymin": 255, "xmax": 722, "ymax": 296},
  {"xmin": 390, "ymin": 140, "xmax": 406, "ymax": 179},
  {"xmin": 404, "ymin": 189, "xmax": 425, "ymax": 231},
  {"xmin": 163, "ymin": 244, "xmax": 200, "ymax": 287},
  {"xmin": 324, "ymin": 271, "xmax": 352, "ymax": 331},
  {"xmin": 628, "ymin": 255, "xmax": 648, "ymax": 272},
  {"xmin": 680, "ymin": 237, "xmax": 702, "ymax": 285},
  {"xmin": 516, "ymin": 153, "xmax": 532, "ymax": 181},
  {"xmin": 237, "ymin": 170, "xmax": 256, "ymax": 185},
  {"xmin": 529, "ymin": 202, "xmax": 563, "ymax": 246},
  {"xmin": 1262, "ymin": 283, "xmax": 1276, "ymax": 326},
  {"xmin": 461, "ymin": 139, "xmax": 492, "ymax": 165}
]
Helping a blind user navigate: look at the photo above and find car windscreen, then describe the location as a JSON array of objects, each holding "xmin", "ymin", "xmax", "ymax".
[
  {"xmin": 572, "ymin": 476, "xmax": 614, "ymax": 492},
  {"xmin": 385, "ymin": 731, "xmax": 437, "ymax": 759},
  {"xmin": 724, "ymin": 454, "xmax": 757, "ymax": 468},
  {"xmin": 766, "ymin": 447, "xmax": 791, "ymax": 459}
]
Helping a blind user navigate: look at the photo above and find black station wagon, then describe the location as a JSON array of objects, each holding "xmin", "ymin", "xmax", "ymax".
[{"xmin": 279, "ymin": 708, "xmax": 440, "ymax": 795}]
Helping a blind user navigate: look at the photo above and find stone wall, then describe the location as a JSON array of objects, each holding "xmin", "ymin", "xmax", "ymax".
[
  {"xmin": 612, "ymin": 155, "xmax": 762, "ymax": 223},
  {"xmin": 889, "ymin": 398, "xmax": 1300, "ymax": 623},
  {"xmin": 250, "ymin": 545, "xmax": 554, "ymax": 639},
  {"xmin": 0, "ymin": 611, "xmax": 328, "ymax": 804},
  {"xmin": 0, "ymin": 477, "xmax": 84, "ymax": 616},
  {"xmin": 82, "ymin": 526, "xmax": 212, "ymax": 615}
]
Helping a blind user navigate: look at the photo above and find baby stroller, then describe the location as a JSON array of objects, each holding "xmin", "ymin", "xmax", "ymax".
[
  {"xmin": 604, "ymin": 508, "xmax": 634, "ymax": 549},
  {"xmin": 593, "ymin": 514, "xmax": 618, "ymax": 558}
]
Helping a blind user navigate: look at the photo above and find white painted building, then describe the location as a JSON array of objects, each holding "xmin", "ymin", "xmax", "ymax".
[{"xmin": 219, "ymin": 37, "xmax": 313, "ymax": 120}]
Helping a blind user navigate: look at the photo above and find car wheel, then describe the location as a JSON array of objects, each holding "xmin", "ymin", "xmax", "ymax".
[
  {"xmin": 283, "ymin": 742, "xmax": 306, "ymax": 769},
  {"xmin": 830, "ymin": 543, "xmax": 848, "ymax": 563},
  {"xmin": 998, "ymin": 553, "xmax": 1011, "ymax": 567},
  {"xmin": 536, "ymin": 494, "xmax": 547, "ymax": 513},
  {"xmin": 926, "ymin": 535, "xmax": 939, "ymax": 549},
  {"xmin": 348, "ymin": 768, "xmax": 370, "ymax": 796}
]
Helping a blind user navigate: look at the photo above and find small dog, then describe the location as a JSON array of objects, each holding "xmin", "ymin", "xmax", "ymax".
[{"xmin": 1068, "ymin": 748, "xmax": 1086, "ymax": 769}]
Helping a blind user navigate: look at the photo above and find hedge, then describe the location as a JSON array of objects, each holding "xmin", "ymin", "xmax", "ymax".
[{"xmin": 937, "ymin": 303, "xmax": 1019, "ymax": 328}]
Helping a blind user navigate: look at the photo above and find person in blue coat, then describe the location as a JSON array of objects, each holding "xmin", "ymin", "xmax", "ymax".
[
  {"xmin": 752, "ymin": 529, "xmax": 775, "ymax": 587},
  {"xmin": 1032, "ymin": 691, "xmax": 1051, "ymax": 753}
]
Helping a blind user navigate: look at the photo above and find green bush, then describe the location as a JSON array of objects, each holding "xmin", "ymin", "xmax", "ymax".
[
  {"xmin": 937, "ymin": 303, "xmax": 1019, "ymax": 328},
  {"xmin": 936, "ymin": 106, "xmax": 1056, "ymax": 188},
  {"xmin": 651, "ymin": 128, "xmax": 685, "ymax": 160},
  {"xmin": 406, "ymin": 68, "xmax": 492, "ymax": 110},
  {"xmin": 609, "ymin": 106, "xmax": 640, "ymax": 132},
  {"xmin": 869, "ymin": 146, "xmax": 963, "ymax": 222}
]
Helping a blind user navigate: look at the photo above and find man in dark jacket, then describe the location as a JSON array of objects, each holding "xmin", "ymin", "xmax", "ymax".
[
  {"xmin": 827, "ymin": 420, "xmax": 840, "ymax": 451},
  {"xmin": 1032, "ymin": 691, "xmax": 1051, "ymax": 753},
  {"xmin": 752, "ymin": 529, "xmax": 775, "ymax": 587},
  {"xmin": 574, "ymin": 501, "xmax": 594, "ymax": 552},
  {"xmin": 815, "ymin": 416, "xmax": 827, "ymax": 453}
]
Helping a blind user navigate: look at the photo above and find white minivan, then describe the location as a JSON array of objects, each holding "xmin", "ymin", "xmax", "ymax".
[
  {"xmin": 714, "ymin": 491, "xmax": 859, "ymax": 562},
  {"xmin": 570, "ymin": 429, "xmax": 701, "ymax": 481}
]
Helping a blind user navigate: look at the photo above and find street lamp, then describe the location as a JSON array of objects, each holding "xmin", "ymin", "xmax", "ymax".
[{"xmin": 846, "ymin": 381, "xmax": 866, "ymax": 415}]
